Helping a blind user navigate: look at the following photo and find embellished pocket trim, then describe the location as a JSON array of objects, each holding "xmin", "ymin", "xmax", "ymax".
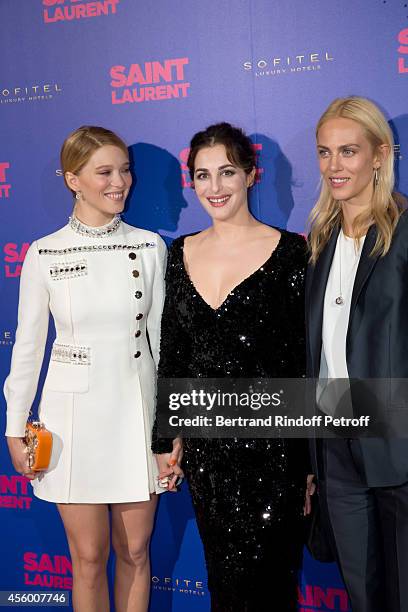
[{"xmin": 51, "ymin": 343, "xmax": 91, "ymax": 366}]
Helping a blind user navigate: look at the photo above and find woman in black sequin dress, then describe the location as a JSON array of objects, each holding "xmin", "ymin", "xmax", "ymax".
[{"xmin": 152, "ymin": 123, "xmax": 310, "ymax": 611}]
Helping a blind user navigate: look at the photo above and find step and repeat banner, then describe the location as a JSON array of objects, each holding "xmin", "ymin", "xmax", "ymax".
[{"xmin": 1, "ymin": 1, "xmax": 407, "ymax": 610}]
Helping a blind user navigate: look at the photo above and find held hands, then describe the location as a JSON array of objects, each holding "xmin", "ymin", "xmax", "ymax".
[
  {"xmin": 7, "ymin": 437, "xmax": 37, "ymax": 480},
  {"xmin": 155, "ymin": 437, "xmax": 184, "ymax": 493},
  {"xmin": 304, "ymin": 473, "xmax": 316, "ymax": 516}
]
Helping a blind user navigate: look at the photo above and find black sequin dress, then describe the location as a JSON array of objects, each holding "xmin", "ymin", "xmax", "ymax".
[{"xmin": 152, "ymin": 230, "xmax": 310, "ymax": 612}]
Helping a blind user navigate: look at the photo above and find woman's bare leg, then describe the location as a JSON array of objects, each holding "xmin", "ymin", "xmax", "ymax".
[
  {"xmin": 57, "ymin": 503, "xmax": 110, "ymax": 612},
  {"xmin": 111, "ymin": 495, "xmax": 158, "ymax": 612}
]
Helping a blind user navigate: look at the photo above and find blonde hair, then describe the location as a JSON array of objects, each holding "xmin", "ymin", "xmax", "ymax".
[
  {"xmin": 60, "ymin": 126, "xmax": 129, "ymax": 197},
  {"xmin": 308, "ymin": 96, "xmax": 405, "ymax": 263}
]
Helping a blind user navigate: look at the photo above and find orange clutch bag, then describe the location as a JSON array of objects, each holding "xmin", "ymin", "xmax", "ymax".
[{"xmin": 24, "ymin": 422, "xmax": 53, "ymax": 471}]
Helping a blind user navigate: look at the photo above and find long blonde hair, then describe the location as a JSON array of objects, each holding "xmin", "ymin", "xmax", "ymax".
[{"xmin": 308, "ymin": 96, "xmax": 404, "ymax": 263}]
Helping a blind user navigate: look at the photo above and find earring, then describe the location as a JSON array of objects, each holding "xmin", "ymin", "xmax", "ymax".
[
  {"xmin": 374, "ymin": 169, "xmax": 379, "ymax": 185},
  {"xmin": 75, "ymin": 191, "xmax": 81, "ymax": 200}
]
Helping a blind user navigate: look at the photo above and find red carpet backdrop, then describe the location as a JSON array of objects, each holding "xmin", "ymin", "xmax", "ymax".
[{"xmin": 1, "ymin": 1, "xmax": 408, "ymax": 610}]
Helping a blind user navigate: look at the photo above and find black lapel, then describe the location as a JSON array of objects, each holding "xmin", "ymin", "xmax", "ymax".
[
  {"xmin": 307, "ymin": 225, "xmax": 340, "ymax": 376},
  {"xmin": 348, "ymin": 224, "xmax": 379, "ymax": 324}
]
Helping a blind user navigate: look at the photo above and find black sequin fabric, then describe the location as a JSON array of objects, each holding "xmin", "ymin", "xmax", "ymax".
[{"xmin": 152, "ymin": 230, "xmax": 310, "ymax": 612}]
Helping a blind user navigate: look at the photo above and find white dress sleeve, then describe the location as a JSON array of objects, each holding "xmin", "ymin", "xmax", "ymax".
[
  {"xmin": 4, "ymin": 241, "xmax": 50, "ymax": 437},
  {"xmin": 146, "ymin": 235, "xmax": 167, "ymax": 370}
]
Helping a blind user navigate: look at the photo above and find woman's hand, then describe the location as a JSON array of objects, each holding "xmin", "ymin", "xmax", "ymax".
[
  {"xmin": 7, "ymin": 437, "xmax": 37, "ymax": 480},
  {"xmin": 155, "ymin": 437, "xmax": 184, "ymax": 493},
  {"xmin": 304, "ymin": 473, "xmax": 316, "ymax": 515}
]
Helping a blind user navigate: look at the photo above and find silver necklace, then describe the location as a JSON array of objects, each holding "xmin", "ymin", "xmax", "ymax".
[
  {"xmin": 335, "ymin": 233, "xmax": 345, "ymax": 305},
  {"xmin": 69, "ymin": 213, "xmax": 121, "ymax": 238},
  {"xmin": 335, "ymin": 232, "xmax": 362, "ymax": 306}
]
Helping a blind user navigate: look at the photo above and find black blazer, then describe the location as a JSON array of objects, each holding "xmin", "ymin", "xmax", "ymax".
[{"xmin": 306, "ymin": 210, "xmax": 408, "ymax": 487}]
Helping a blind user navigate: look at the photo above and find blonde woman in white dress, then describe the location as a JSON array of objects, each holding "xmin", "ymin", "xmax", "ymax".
[{"xmin": 4, "ymin": 126, "xmax": 167, "ymax": 612}]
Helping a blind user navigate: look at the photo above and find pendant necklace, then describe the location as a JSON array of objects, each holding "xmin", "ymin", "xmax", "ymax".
[
  {"xmin": 335, "ymin": 233, "xmax": 344, "ymax": 305},
  {"xmin": 335, "ymin": 231, "xmax": 363, "ymax": 307}
]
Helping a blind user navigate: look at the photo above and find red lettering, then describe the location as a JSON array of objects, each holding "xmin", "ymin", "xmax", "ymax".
[
  {"xmin": 38, "ymin": 554, "xmax": 55, "ymax": 573},
  {"xmin": 179, "ymin": 148, "xmax": 190, "ymax": 170},
  {"xmin": 109, "ymin": 0, "xmax": 119, "ymax": 13},
  {"xmin": 25, "ymin": 573, "xmax": 73, "ymax": 589},
  {"xmin": 76, "ymin": 5, "xmax": 86, "ymax": 18},
  {"xmin": 166, "ymin": 83, "xmax": 180, "ymax": 98},
  {"xmin": 314, "ymin": 585, "xmax": 337, "ymax": 609},
  {"xmin": 4, "ymin": 243, "xmax": 30, "ymax": 263},
  {"xmin": 126, "ymin": 63, "xmax": 148, "ymax": 86},
  {"xmin": 21, "ymin": 497, "xmax": 33, "ymax": 509},
  {"xmin": 152, "ymin": 61, "xmax": 174, "ymax": 83},
  {"xmin": 0, "ymin": 475, "xmax": 29, "ymax": 495},
  {"xmin": 255, "ymin": 168, "xmax": 264, "ymax": 183},
  {"xmin": 45, "ymin": 1, "xmax": 120, "ymax": 23},
  {"xmin": 111, "ymin": 82, "xmax": 190, "ymax": 105},
  {"xmin": 154, "ymin": 85, "xmax": 168, "ymax": 100},
  {"xmin": 24, "ymin": 553, "xmax": 72, "ymax": 575},
  {"xmin": 0, "ymin": 496, "xmax": 14, "ymax": 508},
  {"xmin": 181, "ymin": 174, "xmax": 192, "ymax": 189},
  {"xmin": 398, "ymin": 28, "xmax": 408, "ymax": 51},
  {"xmin": 0, "ymin": 185, "xmax": 11, "ymax": 197},
  {"xmin": 177, "ymin": 83, "xmax": 190, "ymax": 98},
  {"xmin": 5, "ymin": 265, "xmax": 23, "ymax": 277},
  {"xmin": 98, "ymin": 1, "xmax": 110, "ymax": 16},
  {"xmin": 252, "ymin": 143, "xmax": 262, "ymax": 157},
  {"xmin": 3, "ymin": 244, "xmax": 18, "ymax": 262},
  {"xmin": 24, "ymin": 552, "xmax": 38, "ymax": 572},
  {"xmin": 0, "ymin": 476, "xmax": 17, "ymax": 495},
  {"xmin": 111, "ymin": 91, "xmax": 122, "ymax": 104},
  {"xmin": 309, "ymin": 586, "xmax": 349, "ymax": 610},
  {"xmin": 52, "ymin": 7, "xmax": 65, "ymax": 21},
  {"xmin": 33, "ymin": 574, "xmax": 50, "ymax": 587},
  {"xmin": 297, "ymin": 584, "xmax": 314, "ymax": 606},
  {"xmin": 398, "ymin": 29, "xmax": 408, "ymax": 73},
  {"xmin": 171, "ymin": 57, "xmax": 189, "ymax": 80},
  {"xmin": 0, "ymin": 162, "xmax": 9, "ymax": 182},
  {"xmin": 43, "ymin": 0, "xmax": 64, "ymax": 6},
  {"xmin": 43, "ymin": 9, "xmax": 55, "ymax": 22},
  {"xmin": 144, "ymin": 86, "xmax": 156, "ymax": 100},
  {"xmin": 59, "ymin": 556, "xmax": 73, "ymax": 575},
  {"xmin": 112, "ymin": 57, "xmax": 188, "ymax": 89},
  {"xmin": 87, "ymin": 3, "xmax": 98, "ymax": 17},
  {"xmin": 110, "ymin": 65, "xmax": 127, "ymax": 88},
  {"xmin": 398, "ymin": 58, "xmax": 408, "ymax": 73}
]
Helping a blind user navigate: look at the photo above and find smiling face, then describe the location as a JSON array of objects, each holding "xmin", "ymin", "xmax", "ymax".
[
  {"xmin": 317, "ymin": 117, "xmax": 382, "ymax": 210},
  {"xmin": 193, "ymin": 144, "xmax": 255, "ymax": 221},
  {"xmin": 66, "ymin": 145, "xmax": 132, "ymax": 223}
]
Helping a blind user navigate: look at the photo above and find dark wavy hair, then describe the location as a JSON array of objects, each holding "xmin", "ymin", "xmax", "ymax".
[{"xmin": 187, "ymin": 122, "xmax": 256, "ymax": 181}]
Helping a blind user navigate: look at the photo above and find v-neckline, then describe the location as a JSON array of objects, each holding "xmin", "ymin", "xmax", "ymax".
[{"xmin": 180, "ymin": 231, "xmax": 284, "ymax": 312}]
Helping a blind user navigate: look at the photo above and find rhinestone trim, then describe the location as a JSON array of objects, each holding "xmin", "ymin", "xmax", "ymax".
[
  {"xmin": 51, "ymin": 343, "xmax": 91, "ymax": 365},
  {"xmin": 38, "ymin": 243, "xmax": 156, "ymax": 255},
  {"xmin": 69, "ymin": 214, "xmax": 121, "ymax": 238},
  {"xmin": 49, "ymin": 259, "xmax": 88, "ymax": 280}
]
